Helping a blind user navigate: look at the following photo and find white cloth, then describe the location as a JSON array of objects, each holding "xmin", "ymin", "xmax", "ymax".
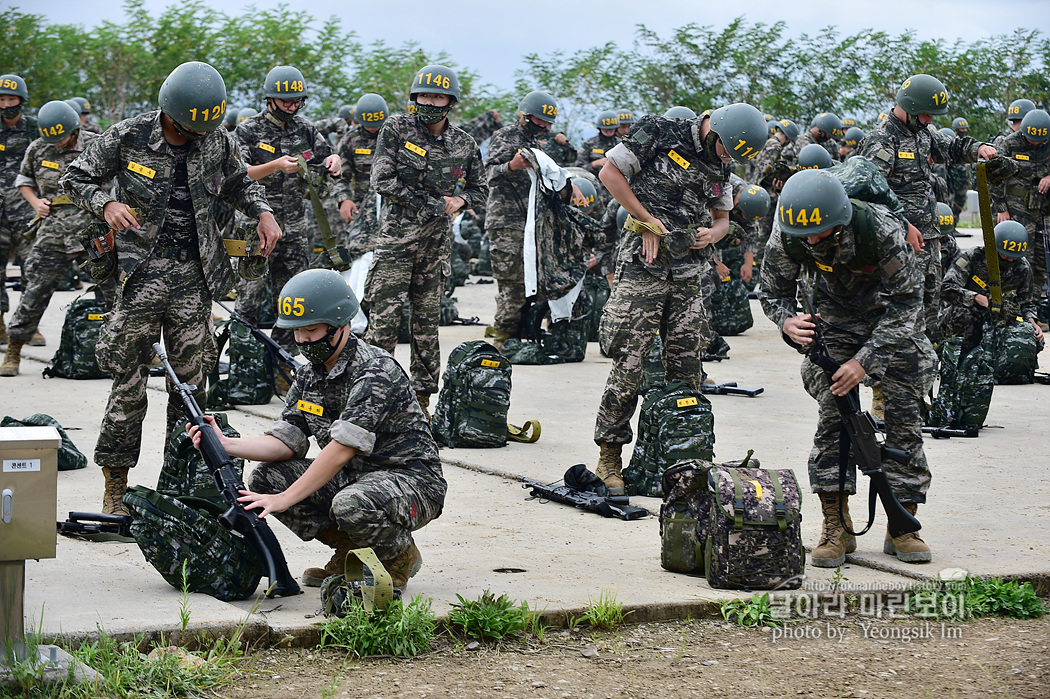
[{"xmin": 341, "ymin": 250, "xmax": 373, "ymax": 335}]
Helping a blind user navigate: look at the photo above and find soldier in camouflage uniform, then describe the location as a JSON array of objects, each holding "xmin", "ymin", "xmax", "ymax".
[
  {"xmin": 459, "ymin": 109, "xmax": 502, "ymax": 144},
  {"xmin": 750, "ymin": 119, "xmax": 799, "ymax": 267},
  {"xmin": 68, "ymin": 97, "xmax": 103, "ymax": 135},
  {"xmin": 484, "ymin": 90, "xmax": 562, "ymax": 348},
  {"xmin": 1, "ymin": 101, "xmax": 114, "ymax": 376},
  {"xmin": 994, "ymin": 99, "xmax": 1036, "ymax": 147},
  {"xmin": 615, "ymin": 108, "xmax": 635, "ymax": 138},
  {"xmin": 759, "ymin": 169, "xmax": 937, "ymax": 566},
  {"xmin": 313, "ymin": 104, "xmax": 354, "ymax": 142},
  {"xmin": 857, "ymin": 74, "xmax": 996, "ymax": 338},
  {"xmin": 0, "ymin": 74, "xmax": 36, "ymax": 344},
  {"xmin": 991, "ymin": 109, "xmax": 1050, "ymax": 299},
  {"xmin": 60, "ymin": 61, "xmax": 280, "ymax": 516},
  {"xmin": 192, "ymin": 269, "xmax": 446, "ymax": 592},
  {"xmin": 365, "ymin": 65, "xmax": 486, "ymax": 416},
  {"xmin": 940, "ymin": 220, "xmax": 1043, "ymax": 356},
  {"xmin": 335, "ymin": 94, "xmax": 388, "ymax": 257},
  {"xmin": 576, "ymin": 110, "xmax": 621, "ymax": 175},
  {"xmin": 714, "ymin": 175, "xmax": 767, "ymax": 286},
  {"xmin": 793, "ymin": 113, "xmax": 843, "ymax": 167},
  {"xmin": 234, "ymin": 66, "xmax": 341, "ymax": 354},
  {"xmin": 593, "ymin": 103, "xmax": 768, "ymax": 494},
  {"xmin": 948, "ymin": 117, "xmax": 972, "ymax": 219}
]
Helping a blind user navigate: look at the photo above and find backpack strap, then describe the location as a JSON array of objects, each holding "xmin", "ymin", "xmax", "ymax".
[
  {"xmin": 343, "ymin": 546, "xmax": 394, "ymax": 611},
  {"xmin": 728, "ymin": 469, "xmax": 745, "ymax": 531},
  {"xmin": 508, "ymin": 420, "xmax": 541, "ymax": 443},
  {"xmin": 768, "ymin": 469, "xmax": 788, "ymax": 531}
]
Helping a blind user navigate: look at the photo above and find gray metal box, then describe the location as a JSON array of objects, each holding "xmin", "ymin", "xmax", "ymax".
[{"xmin": 0, "ymin": 426, "xmax": 61, "ymax": 561}]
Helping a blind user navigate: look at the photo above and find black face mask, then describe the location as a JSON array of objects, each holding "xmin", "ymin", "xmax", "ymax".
[
  {"xmin": 415, "ymin": 102, "xmax": 452, "ymax": 125},
  {"xmin": 702, "ymin": 130, "xmax": 722, "ymax": 163},
  {"xmin": 1, "ymin": 105, "xmax": 22, "ymax": 120},
  {"xmin": 297, "ymin": 325, "xmax": 343, "ymax": 365},
  {"xmin": 170, "ymin": 120, "xmax": 207, "ymax": 141},
  {"xmin": 803, "ymin": 229, "xmax": 841, "ymax": 255},
  {"xmin": 268, "ymin": 99, "xmax": 303, "ymax": 123},
  {"xmin": 523, "ymin": 119, "xmax": 547, "ymax": 137}
]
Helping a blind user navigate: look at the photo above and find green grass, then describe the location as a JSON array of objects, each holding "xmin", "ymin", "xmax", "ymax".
[
  {"xmin": 720, "ymin": 592, "xmax": 784, "ymax": 628},
  {"xmin": 575, "ymin": 589, "xmax": 631, "ymax": 631},
  {"xmin": 447, "ymin": 590, "xmax": 537, "ymax": 641},
  {"xmin": 907, "ymin": 574, "xmax": 1047, "ymax": 621},
  {"xmin": 317, "ymin": 595, "xmax": 436, "ymax": 657}
]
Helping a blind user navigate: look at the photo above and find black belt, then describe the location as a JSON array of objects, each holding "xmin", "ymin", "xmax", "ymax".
[{"xmin": 152, "ymin": 245, "xmax": 199, "ymax": 262}]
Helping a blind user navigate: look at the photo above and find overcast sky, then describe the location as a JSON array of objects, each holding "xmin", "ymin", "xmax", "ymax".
[{"xmin": 13, "ymin": 0, "xmax": 1049, "ymax": 90}]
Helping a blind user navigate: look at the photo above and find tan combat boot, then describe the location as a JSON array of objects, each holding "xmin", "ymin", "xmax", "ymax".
[
  {"xmin": 870, "ymin": 385, "xmax": 885, "ymax": 421},
  {"xmin": 382, "ymin": 542, "xmax": 423, "ymax": 592},
  {"xmin": 28, "ymin": 331, "xmax": 45, "ymax": 347},
  {"xmin": 810, "ymin": 493, "xmax": 857, "ymax": 568},
  {"xmin": 302, "ymin": 528, "xmax": 359, "ymax": 587},
  {"xmin": 0, "ymin": 338, "xmax": 25, "ymax": 377},
  {"xmin": 595, "ymin": 443, "xmax": 625, "ymax": 496},
  {"xmin": 484, "ymin": 326, "xmax": 510, "ymax": 352},
  {"xmin": 884, "ymin": 503, "xmax": 932, "ymax": 563},
  {"xmin": 416, "ymin": 391, "xmax": 431, "ymax": 422},
  {"xmin": 101, "ymin": 466, "xmax": 131, "ymax": 517}
]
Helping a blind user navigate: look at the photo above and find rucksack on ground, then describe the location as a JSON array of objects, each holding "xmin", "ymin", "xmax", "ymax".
[
  {"xmin": 122, "ymin": 485, "xmax": 263, "ymax": 601},
  {"xmin": 208, "ymin": 319, "xmax": 274, "ymax": 407},
  {"xmin": 584, "ymin": 273, "xmax": 610, "ymax": 343},
  {"xmin": 659, "ymin": 459, "xmax": 714, "ymax": 574},
  {"xmin": 929, "ymin": 334, "xmax": 995, "ymax": 430},
  {"xmin": 992, "ymin": 319, "xmax": 1039, "ymax": 385},
  {"xmin": 0, "ymin": 413, "xmax": 87, "ymax": 471},
  {"xmin": 704, "ymin": 461, "xmax": 803, "ymax": 590},
  {"xmin": 500, "ymin": 295, "xmax": 591, "ymax": 365},
  {"xmin": 42, "ymin": 296, "xmax": 108, "ymax": 379},
  {"xmin": 710, "ymin": 276, "xmax": 754, "ymax": 336},
  {"xmin": 159, "ymin": 413, "xmax": 245, "ymax": 504},
  {"xmin": 433, "ymin": 340, "xmax": 513, "ymax": 448},
  {"xmin": 624, "ymin": 381, "xmax": 714, "ymax": 497}
]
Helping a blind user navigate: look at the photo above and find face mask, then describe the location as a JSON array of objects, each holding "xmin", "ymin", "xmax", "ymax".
[
  {"xmin": 415, "ymin": 103, "xmax": 451, "ymax": 125},
  {"xmin": 1, "ymin": 105, "xmax": 22, "ymax": 120},
  {"xmin": 171, "ymin": 120, "xmax": 206, "ymax": 141},
  {"xmin": 803, "ymin": 230, "xmax": 840, "ymax": 255},
  {"xmin": 523, "ymin": 119, "xmax": 547, "ymax": 137},
  {"xmin": 904, "ymin": 114, "xmax": 925, "ymax": 134},
  {"xmin": 297, "ymin": 325, "xmax": 343, "ymax": 364},
  {"xmin": 702, "ymin": 130, "xmax": 722, "ymax": 163},
  {"xmin": 268, "ymin": 99, "xmax": 302, "ymax": 123}
]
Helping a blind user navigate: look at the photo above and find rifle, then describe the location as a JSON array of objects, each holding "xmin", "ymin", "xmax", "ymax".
[
  {"xmin": 152, "ymin": 342, "xmax": 301, "ymax": 597},
  {"xmin": 796, "ymin": 278, "xmax": 921, "ymax": 538},
  {"xmin": 215, "ymin": 300, "xmax": 304, "ymax": 385},
  {"xmin": 519, "ymin": 470, "xmax": 649, "ymax": 521},
  {"xmin": 57, "ymin": 512, "xmax": 133, "ymax": 539},
  {"xmin": 700, "ymin": 381, "xmax": 763, "ymax": 397},
  {"xmin": 702, "ymin": 353, "xmax": 730, "ymax": 362},
  {"xmin": 922, "ymin": 426, "xmax": 979, "ymax": 439},
  {"xmin": 975, "ymin": 161, "xmax": 1003, "ymax": 316}
]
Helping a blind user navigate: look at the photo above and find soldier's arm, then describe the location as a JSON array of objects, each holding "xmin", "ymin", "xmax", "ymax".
[
  {"xmin": 459, "ymin": 145, "xmax": 488, "ymax": 211},
  {"xmin": 1017, "ymin": 264, "xmax": 1039, "ymax": 322},
  {"xmin": 757, "ymin": 226, "xmax": 804, "ymax": 332},
  {"xmin": 940, "ymin": 252, "xmax": 976, "ymax": 308},
  {"xmin": 59, "ymin": 124, "xmax": 123, "ymax": 219},
  {"xmin": 857, "ymin": 134, "xmax": 894, "ymax": 181},
  {"xmin": 484, "ymin": 129, "xmax": 520, "ymax": 184},
  {"xmin": 217, "ymin": 129, "xmax": 274, "ymax": 220}
]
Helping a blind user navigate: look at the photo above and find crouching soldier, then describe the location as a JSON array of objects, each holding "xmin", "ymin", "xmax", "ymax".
[{"xmin": 190, "ymin": 269, "xmax": 446, "ymax": 591}]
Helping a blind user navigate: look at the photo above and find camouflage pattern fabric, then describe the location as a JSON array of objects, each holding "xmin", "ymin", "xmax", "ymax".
[
  {"xmin": 928, "ymin": 334, "xmax": 994, "ymax": 430},
  {"xmin": 123, "ymin": 484, "xmax": 263, "ymax": 601},
  {"xmin": 536, "ymin": 133, "xmax": 577, "ymax": 167},
  {"xmin": 992, "ymin": 319, "xmax": 1039, "ymax": 384},
  {"xmin": 81, "ymin": 121, "xmax": 103, "ymax": 135},
  {"xmin": 313, "ymin": 115, "xmax": 350, "ymax": 141},
  {"xmin": 659, "ymin": 459, "xmax": 714, "ymax": 574},
  {"xmin": 932, "ymin": 162, "xmax": 950, "ymax": 204},
  {"xmin": 432, "ymin": 340, "xmax": 512, "ymax": 448},
  {"xmin": 159, "ymin": 414, "xmax": 244, "ymax": 503},
  {"xmin": 793, "ymin": 129, "xmax": 838, "ymax": 166},
  {"xmin": 459, "ymin": 110, "xmax": 502, "ymax": 144},
  {"xmin": 0, "ymin": 114, "xmax": 36, "ymax": 313},
  {"xmin": 710, "ymin": 275, "xmax": 754, "ymax": 336},
  {"xmin": 40, "ymin": 296, "xmax": 109, "ymax": 379},
  {"xmin": 584, "ymin": 273, "xmax": 610, "ymax": 342},
  {"xmin": 208, "ymin": 319, "xmax": 274, "ymax": 406},
  {"xmin": 624, "ymin": 381, "xmax": 714, "ymax": 498},
  {"xmin": 704, "ymin": 465, "xmax": 803, "ymax": 590},
  {"xmin": 760, "ymin": 205, "xmax": 936, "ymax": 503},
  {"xmin": 575, "ymin": 132, "xmax": 620, "ymax": 173},
  {"xmin": 0, "ymin": 413, "xmax": 87, "ymax": 471},
  {"xmin": 488, "ymin": 224, "xmax": 528, "ymax": 335},
  {"xmin": 990, "ymin": 129, "xmax": 1050, "ymax": 292},
  {"xmin": 335, "ymin": 125, "xmax": 382, "ymax": 255},
  {"xmin": 499, "ymin": 294, "xmax": 591, "ymax": 365}
]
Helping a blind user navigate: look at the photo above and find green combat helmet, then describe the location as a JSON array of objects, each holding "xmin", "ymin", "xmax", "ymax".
[
  {"xmin": 158, "ymin": 61, "xmax": 228, "ymax": 138},
  {"xmin": 843, "ymin": 126, "xmax": 866, "ymax": 148},
  {"xmin": 952, "ymin": 117, "xmax": 969, "ymax": 134},
  {"xmin": 569, "ymin": 176, "xmax": 597, "ymax": 214},
  {"xmin": 896, "ymin": 74, "xmax": 950, "ymax": 116},
  {"xmin": 664, "ymin": 106, "xmax": 696, "ymax": 119},
  {"xmin": 616, "ymin": 108, "xmax": 635, "ymax": 126},
  {"xmin": 777, "ymin": 169, "xmax": 852, "ymax": 237},
  {"xmin": 0, "ymin": 74, "xmax": 27, "ymax": 119},
  {"xmin": 37, "ymin": 100, "xmax": 80, "ymax": 143},
  {"xmin": 354, "ymin": 93, "xmax": 389, "ymax": 128},
  {"xmin": 520, "ymin": 90, "xmax": 558, "ymax": 123},
  {"xmin": 797, "ymin": 143, "xmax": 833, "ymax": 170},
  {"xmin": 1007, "ymin": 98, "xmax": 1036, "ymax": 123},
  {"xmin": 276, "ymin": 269, "xmax": 359, "ymax": 329},
  {"xmin": 840, "ymin": 116, "xmax": 858, "ymax": 129},
  {"xmin": 709, "ymin": 103, "xmax": 768, "ymax": 162},
  {"xmin": 1020, "ymin": 109, "xmax": 1050, "ymax": 143},
  {"xmin": 338, "ymin": 104, "xmax": 354, "ymax": 120},
  {"xmin": 237, "ymin": 107, "xmax": 258, "ymax": 124},
  {"xmin": 774, "ymin": 119, "xmax": 800, "ymax": 142},
  {"xmin": 736, "ymin": 184, "xmax": 771, "ymax": 221},
  {"xmin": 595, "ymin": 109, "xmax": 619, "ymax": 131},
  {"xmin": 264, "ymin": 66, "xmax": 307, "ymax": 122},
  {"xmin": 811, "ymin": 112, "xmax": 844, "ymax": 138},
  {"xmin": 937, "ymin": 202, "xmax": 956, "ymax": 236},
  {"xmin": 409, "ymin": 64, "xmax": 461, "ymax": 102},
  {"xmin": 938, "ymin": 127, "xmax": 956, "ymax": 140},
  {"xmin": 993, "ymin": 220, "xmax": 1028, "ymax": 260},
  {"xmin": 224, "ymin": 107, "xmax": 240, "ymax": 130},
  {"xmin": 70, "ymin": 96, "xmax": 91, "ymax": 114}
]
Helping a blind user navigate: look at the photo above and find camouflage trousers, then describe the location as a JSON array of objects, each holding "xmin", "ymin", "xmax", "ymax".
[
  {"xmin": 595, "ymin": 262, "xmax": 714, "ymax": 445},
  {"xmin": 8, "ymin": 244, "xmax": 114, "ymax": 341},
  {"xmin": 364, "ymin": 219, "xmax": 448, "ymax": 395},
  {"xmin": 488, "ymin": 225, "xmax": 527, "ymax": 336},
  {"xmin": 799, "ymin": 329, "xmax": 936, "ymax": 503},
  {"xmin": 1014, "ymin": 212, "xmax": 1048, "ymax": 297},
  {"xmin": 247, "ymin": 458, "xmax": 446, "ymax": 561},
  {"xmin": 94, "ymin": 256, "xmax": 216, "ymax": 471},
  {"xmin": 950, "ymin": 189, "xmax": 967, "ymax": 221},
  {"xmin": 916, "ymin": 236, "xmax": 943, "ymax": 341},
  {"xmin": 0, "ymin": 214, "xmax": 32, "ymax": 314},
  {"xmin": 235, "ymin": 216, "xmax": 309, "ymax": 353},
  {"xmin": 344, "ymin": 192, "xmax": 380, "ymax": 259}
]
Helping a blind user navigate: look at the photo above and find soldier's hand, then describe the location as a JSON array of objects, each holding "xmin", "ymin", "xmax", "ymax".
[
  {"xmin": 236, "ymin": 489, "xmax": 288, "ymax": 519},
  {"xmin": 783, "ymin": 313, "xmax": 817, "ymax": 346},
  {"xmin": 905, "ymin": 223, "xmax": 924, "ymax": 253},
  {"xmin": 256, "ymin": 212, "xmax": 282, "ymax": 256},
  {"xmin": 186, "ymin": 415, "xmax": 226, "ymax": 451},
  {"xmin": 32, "ymin": 198, "xmax": 50, "ymax": 218},
  {"xmin": 974, "ymin": 294, "xmax": 989, "ymax": 308},
  {"xmin": 324, "ymin": 153, "xmax": 341, "ymax": 176},
  {"xmin": 830, "ymin": 359, "xmax": 866, "ymax": 396},
  {"xmin": 1032, "ymin": 319, "xmax": 1044, "ymax": 345},
  {"xmin": 977, "ymin": 144, "xmax": 997, "ymax": 160},
  {"xmin": 1040, "ymin": 175, "xmax": 1050, "ymax": 195},
  {"xmin": 640, "ymin": 216, "xmax": 669, "ymax": 263},
  {"xmin": 508, "ymin": 152, "xmax": 531, "ymax": 171},
  {"xmin": 554, "ymin": 133, "xmax": 568, "ymax": 145},
  {"xmin": 339, "ymin": 199, "xmax": 359, "ymax": 221},
  {"xmin": 103, "ymin": 201, "xmax": 140, "ymax": 230},
  {"xmin": 273, "ymin": 155, "xmax": 301, "ymax": 174},
  {"xmin": 443, "ymin": 195, "xmax": 466, "ymax": 214},
  {"xmin": 591, "ymin": 157, "xmax": 608, "ymax": 170},
  {"xmin": 715, "ymin": 260, "xmax": 730, "ymax": 279},
  {"xmin": 740, "ymin": 262, "xmax": 753, "ymax": 284},
  {"xmin": 692, "ymin": 227, "xmax": 715, "ymax": 250},
  {"xmin": 997, "ymin": 211, "xmax": 1011, "ymax": 224}
]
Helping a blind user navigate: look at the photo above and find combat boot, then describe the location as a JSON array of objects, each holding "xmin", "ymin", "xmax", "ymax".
[
  {"xmin": 302, "ymin": 527, "xmax": 359, "ymax": 587},
  {"xmin": 101, "ymin": 466, "xmax": 130, "ymax": 517},
  {"xmin": 485, "ymin": 326, "xmax": 510, "ymax": 352},
  {"xmin": 0, "ymin": 338, "xmax": 25, "ymax": 377},
  {"xmin": 416, "ymin": 391, "xmax": 431, "ymax": 422},
  {"xmin": 810, "ymin": 493, "xmax": 857, "ymax": 568},
  {"xmin": 870, "ymin": 385, "xmax": 885, "ymax": 421},
  {"xmin": 28, "ymin": 331, "xmax": 45, "ymax": 347},
  {"xmin": 884, "ymin": 503, "xmax": 932, "ymax": 563},
  {"xmin": 595, "ymin": 443, "xmax": 625, "ymax": 496},
  {"xmin": 382, "ymin": 542, "xmax": 422, "ymax": 592}
]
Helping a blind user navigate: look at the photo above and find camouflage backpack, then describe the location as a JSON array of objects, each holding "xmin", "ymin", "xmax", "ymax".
[
  {"xmin": 446, "ymin": 252, "xmax": 470, "ymax": 293},
  {"xmin": 42, "ymin": 296, "xmax": 108, "ymax": 380},
  {"xmin": 432, "ymin": 340, "xmax": 512, "ymax": 448},
  {"xmin": 704, "ymin": 462, "xmax": 803, "ymax": 590},
  {"xmin": 122, "ymin": 484, "xmax": 263, "ymax": 601},
  {"xmin": 0, "ymin": 414, "xmax": 87, "ymax": 471},
  {"xmin": 624, "ymin": 381, "xmax": 714, "ymax": 497},
  {"xmin": 208, "ymin": 320, "xmax": 274, "ymax": 407},
  {"xmin": 659, "ymin": 459, "xmax": 714, "ymax": 574},
  {"xmin": 710, "ymin": 275, "xmax": 754, "ymax": 336},
  {"xmin": 159, "ymin": 414, "xmax": 245, "ymax": 504},
  {"xmin": 499, "ymin": 295, "xmax": 591, "ymax": 365},
  {"xmin": 928, "ymin": 334, "xmax": 995, "ymax": 430},
  {"xmin": 992, "ymin": 319, "xmax": 1039, "ymax": 385}
]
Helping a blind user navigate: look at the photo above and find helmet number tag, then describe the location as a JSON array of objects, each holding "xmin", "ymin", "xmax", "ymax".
[
  {"xmin": 297, "ymin": 400, "xmax": 323, "ymax": 416},
  {"xmin": 417, "ymin": 72, "xmax": 451, "ymax": 90},
  {"xmin": 188, "ymin": 101, "xmax": 226, "ymax": 123},
  {"xmin": 541, "ymin": 104, "xmax": 557, "ymax": 118},
  {"xmin": 1002, "ymin": 240, "xmax": 1027, "ymax": 253},
  {"xmin": 779, "ymin": 206, "xmax": 822, "ymax": 227},
  {"xmin": 361, "ymin": 111, "xmax": 385, "ymax": 122},
  {"xmin": 280, "ymin": 296, "xmax": 306, "ymax": 317},
  {"xmin": 40, "ymin": 123, "xmax": 66, "ymax": 138},
  {"xmin": 1025, "ymin": 127, "xmax": 1048, "ymax": 138}
]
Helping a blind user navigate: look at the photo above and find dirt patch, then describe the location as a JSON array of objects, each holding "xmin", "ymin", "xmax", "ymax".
[{"xmin": 240, "ymin": 614, "xmax": 1049, "ymax": 698}]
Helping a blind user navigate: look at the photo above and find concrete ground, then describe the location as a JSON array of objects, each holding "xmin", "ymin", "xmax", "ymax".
[{"xmin": 2, "ymin": 238, "xmax": 1047, "ymax": 646}]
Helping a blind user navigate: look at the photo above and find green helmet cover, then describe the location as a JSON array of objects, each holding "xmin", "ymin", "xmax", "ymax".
[
  {"xmin": 275, "ymin": 269, "xmax": 360, "ymax": 329},
  {"xmin": 354, "ymin": 93, "xmax": 389, "ymax": 127},
  {"xmin": 811, "ymin": 112, "xmax": 844, "ymax": 138},
  {"xmin": 664, "ymin": 106, "xmax": 697, "ymax": 119},
  {"xmin": 569, "ymin": 176, "xmax": 597, "ymax": 213},
  {"xmin": 158, "ymin": 61, "xmax": 228, "ymax": 133},
  {"xmin": 952, "ymin": 117, "xmax": 969, "ymax": 132},
  {"xmin": 994, "ymin": 220, "xmax": 1028, "ymax": 259},
  {"xmin": 843, "ymin": 126, "xmax": 866, "ymax": 147},
  {"xmin": 237, "ymin": 107, "xmax": 258, "ymax": 123},
  {"xmin": 777, "ymin": 169, "xmax": 852, "ymax": 237},
  {"xmin": 409, "ymin": 64, "xmax": 461, "ymax": 102},
  {"xmin": 774, "ymin": 119, "xmax": 800, "ymax": 141},
  {"xmin": 797, "ymin": 143, "xmax": 833, "ymax": 170},
  {"xmin": 1020, "ymin": 109, "xmax": 1050, "ymax": 143},
  {"xmin": 616, "ymin": 108, "xmax": 635, "ymax": 125},
  {"xmin": 736, "ymin": 184, "xmax": 771, "ymax": 221},
  {"xmin": 264, "ymin": 66, "xmax": 308, "ymax": 99},
  {"xmin": 709, "ymin": 103, "xmax": 768, "ymax": 162},
  {"xmin": 37, "ymin": 100, "xmax": 81, "ymax": 142},
  {"xmin": 896, "ymin": 74, "xmax": 950, "ymax": 116},
  {"xmin": 1007, "ymin": 98, "xmax": 1036, "ymax": 122},
  {"xmin": 936, "ymin": 202, "xmax": 955, "ymax": 235},
  {"xmin": 595, "ymin": 109, "xmax": 619, "ymax": 130},
  {"xmin": 0, "ymin": 74, "xmax": 28, "ymax": 101},
  {"xmin": 520, "ymin": 90, "xmax": 558, "ymax": 123}
]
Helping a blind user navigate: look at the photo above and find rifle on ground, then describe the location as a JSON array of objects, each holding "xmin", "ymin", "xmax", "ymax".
[
  {"xmin": 153, "ymin": 342, "xmax": 301, "ymax": 597},
  {"xmin": 701, "ymin": 381, "xmax": 763, "ymax": 397},
  {"xmin": 57, "ymin": 512, "xmax": 133, "ymax": 539},
  {"xmin": 797, "ymin": 278, "xmax": 921, "ymax": 538},
  {"xmin": 215, "ymin": 300, "xmax": 304, "ymax": 385},
  {"xmin": 922, "ymin": 426, "xmax": 980, "ymax": 439},
  {"xmin": 519, "ymin": 465, "xmax": 649, "ymax": 521},
  {"xmin": 702, "ymin": 353, "xmax": 729, "ymax": 362}
]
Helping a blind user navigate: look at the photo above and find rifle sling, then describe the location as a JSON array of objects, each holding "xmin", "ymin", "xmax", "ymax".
[
  {"xmin": 838, "ymin": 420, "xmax": 877, "ymax": 537},
  {"xmin": 295, "ymin": 155, "xmax": 346, "ymax": 270},
  {"xmin": 975, "ymin": 162, "xmax": 1003, "ymax": 315}
]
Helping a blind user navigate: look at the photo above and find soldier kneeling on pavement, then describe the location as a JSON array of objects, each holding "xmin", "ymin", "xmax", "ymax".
[{"xmin": 189, "ymin": 269, "xmax": 446, "ymax": 592}]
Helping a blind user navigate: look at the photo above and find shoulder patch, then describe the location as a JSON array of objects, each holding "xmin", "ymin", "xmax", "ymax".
[
  {"xmin": 883, "ymin": 256, "xmax": 902, "ymax": 277},
  {"xmin": 874, "ymin": 149, "xmax": 893, "ymax": 163},
  {"xmin": 631, "ymin": 128, "xmax": 649, "ymax": 144}
]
